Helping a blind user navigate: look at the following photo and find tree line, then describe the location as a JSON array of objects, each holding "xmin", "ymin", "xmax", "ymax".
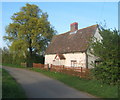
[{"xmin": 1, "ymin": 47, "xmax": 44, "ymax": 65}]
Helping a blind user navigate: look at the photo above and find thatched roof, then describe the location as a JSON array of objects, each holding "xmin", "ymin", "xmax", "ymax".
[{"xmin": 45, "ymin": 24, "xmax": 98, "ymax": 54}]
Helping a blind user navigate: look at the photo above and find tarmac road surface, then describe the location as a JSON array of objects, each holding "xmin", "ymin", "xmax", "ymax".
[{"xmin": 3, "ymin": 66, "xmax": 97, "ymax": 98}]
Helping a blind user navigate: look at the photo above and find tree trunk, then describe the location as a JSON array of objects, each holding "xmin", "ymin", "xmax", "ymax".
[{"xmin": 27, "ymin": 38, "xmax": 33, "ymax": 67}]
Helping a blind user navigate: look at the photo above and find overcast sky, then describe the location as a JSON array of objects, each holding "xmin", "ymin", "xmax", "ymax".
[{"xmin": 1, "ymin": 2, "xmax": 118, "ymax": 48}]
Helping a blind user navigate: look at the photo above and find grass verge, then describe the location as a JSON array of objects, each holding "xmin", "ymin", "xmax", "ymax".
[
  {"xmin": 2, "ymin": 64, "xmax": 118, "ymax": 98},
  {"xmin": 2, "ymin": 68, "xmax": 26, "ymax": 98},
  {"xmin": 3, "ymin": 63, "xmax": 25, "ymax": 68},
  {"xmin": 29, "ymin": 67, "xmax": 118, "ymax": 98},
  {"xmin": 0, "ymin": 68, "xmax": 2, "ymax": 99}
]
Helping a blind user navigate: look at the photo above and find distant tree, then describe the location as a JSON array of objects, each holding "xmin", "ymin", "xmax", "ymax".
[
  {"xmin": 2, "ymin": 47, "xmax": 13, "ymax": 64},
  {"xmin": 4, "ymin": 3, "xmax": 56, "ymax": 67},
  {"xmin": 90, "ymin": 26, "xmax": 120, "ymax": 85},
  {"xmin": 0, "ymin": 48, "xmax": 2, "ymax": 65}
]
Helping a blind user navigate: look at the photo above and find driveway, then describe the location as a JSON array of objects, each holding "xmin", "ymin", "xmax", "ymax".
[{"xmin": 3, "ymin": 66, "xmax": 96, "ymax": 98}]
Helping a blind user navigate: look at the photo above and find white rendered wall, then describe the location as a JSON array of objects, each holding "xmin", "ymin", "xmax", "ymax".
[
  {"xmin": 45, "ymin": 52, "xmax": 86, "ymax": 68},
  {"xmin": 45, "ymin": 54, "xmax": 56, "ymax": 65},
  {"xmin": 63, "ymin": 52, "xmax": 86, "ymax": 67},
  {"xmin": 93, "ymin": 28, "xmax": 102, "ymax": 42},
  {"xmin": 87, "ymin": 28, "xmax": 102, "ymax": 68}
]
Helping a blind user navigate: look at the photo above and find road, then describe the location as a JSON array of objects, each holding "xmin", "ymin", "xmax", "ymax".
[{"xmin": 3, "ymin": 66, "xmax": 96, "ymax": 98}]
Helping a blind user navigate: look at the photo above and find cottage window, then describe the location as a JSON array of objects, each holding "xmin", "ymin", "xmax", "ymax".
[{"xmin": 71, "ymin": 60, "xmax": 77, "ymax": 67}]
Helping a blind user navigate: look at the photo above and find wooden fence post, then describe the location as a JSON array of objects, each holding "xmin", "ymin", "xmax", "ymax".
[
  {"xmin": 47, "ymin": 64, "xmax": 49, "ymax": 70},
  {"xmin": 81, "ymin": 67, "xmax": 82, "ymax": 72},
  {"xmin": 81, "ymin": 67, "xmax": 83, "ymax": 77},
  {"xmin": 63, "ymin": 65, "xmax": 64, "ymax": 69},
  {"xmin": 50, "ymin": 64, "xmax": 52, "ymax": 70}
]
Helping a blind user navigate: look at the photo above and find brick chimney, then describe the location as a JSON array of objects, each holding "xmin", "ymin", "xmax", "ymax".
[{"xmin": 70, "ymin": 22, "xmax": 78, "ymax": 32}]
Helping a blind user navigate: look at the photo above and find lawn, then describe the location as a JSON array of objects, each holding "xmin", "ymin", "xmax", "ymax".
[
  {"xmin": 2, "ymin": 63, "xmax": 118, "ymax": 99},
  {"xmin": 2, "ymin": 68, "xmax": 26, "ymax": 99}
]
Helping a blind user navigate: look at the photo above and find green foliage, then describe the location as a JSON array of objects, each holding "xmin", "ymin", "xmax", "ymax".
[
  {"xmin": 90, "ymin": 27, "xmax": 120, "ymax": 85},
  {"xmin": 2, "ymin": 47, "xmax": 44, "ymax": 65},
  {"xmin": 3, "ymin": 3, "xmax": 56, "ymax": 67},
  {"xmin": 2, "ymin": 47, "xmax": 25, "ymax": 65},
  {"xmin": 32, "ymin": 54, "xmax": 44, "ymax": 64}
]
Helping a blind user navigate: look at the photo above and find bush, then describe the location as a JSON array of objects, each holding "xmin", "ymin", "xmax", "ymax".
[
  {"xmin": 90, "ymin": 27, "xmax": 120, "ymax": 85},
  {"xmin": 91, "ymin": 62, "xmax": 119, "ymax": 85}
]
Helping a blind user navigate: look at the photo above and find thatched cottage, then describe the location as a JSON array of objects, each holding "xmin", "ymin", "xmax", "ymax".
[{"xmin": 45, "ymin": 22, "xmax": 102, "ymax": 68}]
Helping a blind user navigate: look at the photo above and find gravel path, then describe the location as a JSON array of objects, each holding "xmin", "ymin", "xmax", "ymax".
[{"xmin": 3, "ymin": 66, "xmax": 96, "ymax": 98}]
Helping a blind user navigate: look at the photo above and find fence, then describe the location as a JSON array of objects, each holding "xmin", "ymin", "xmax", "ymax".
[
  {"xmin": 32, "ymin": 63, "xmax": 91, "ymax": 79},
  {"xmin": 21, "ymin": 62, "xmax": 91, "ymax": 79},
  {"xmin": 33, "ymin": 63, "xmax": 44, "ymax": 68}
]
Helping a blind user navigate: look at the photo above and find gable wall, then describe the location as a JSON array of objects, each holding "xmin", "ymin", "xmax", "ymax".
[
  {"xmin": 94, "ymin": 28, "xmax": 102, "ymax": 41},
  {"xmin": 87, "ymin": 28, "xmax": 102, "ymax": 68},
  {"xmin": 45, "ymin": 54, "xmax": 56, "ymax": 65}
]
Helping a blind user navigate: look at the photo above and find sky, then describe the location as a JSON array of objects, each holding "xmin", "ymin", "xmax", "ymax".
[{"xmin": 1, "ymin": 2, "xmax": 118, "ymax": 48}]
